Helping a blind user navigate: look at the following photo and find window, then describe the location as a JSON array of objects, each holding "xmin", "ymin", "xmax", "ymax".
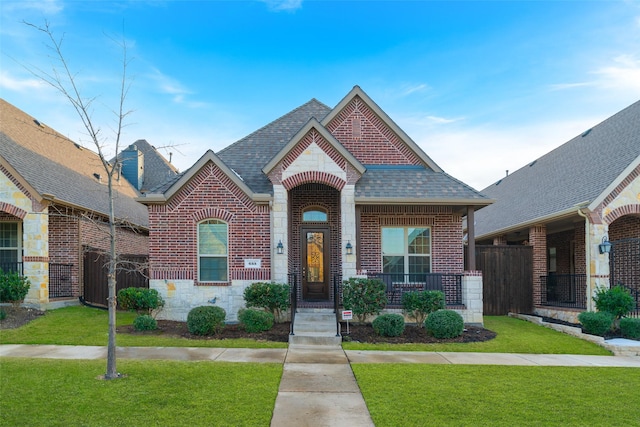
[
  {"xmin": 302, "ymin": 207, "xmax": 327, "ymax": 222},
  {"xmin": 198, "ymin": 219, "xmax": 228, "ymax": 282},
  {"xmin": 0, "ymin": 223, "xmax": 21, "ymax": 271},
  {"xmin": 382, "ymin": 227, "xmax": 431, "ymax": 280}
]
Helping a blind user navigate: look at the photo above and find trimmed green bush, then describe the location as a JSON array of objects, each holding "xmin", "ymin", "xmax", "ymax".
[
  {"xmin": 133, "ymin": 314, "xmax": 158, "ymax": 331},
  {"xmin": 187, "ymin": 306, "xmax": 226, "ymax": 335},
  {"xmin": 0, "ymin": 271, "xmax": 30, "ymax": 308},
  {"xmin": 578, "ymin": 311, "xmax": 614, "ymax": 336},
  {"xmin": 401, "ymin": 290, "xmax": 445, "ymax": 327},
  {"xmin": 342, "ymin": 278, "xmax": 387, "ymax": 323},
  {"xmin": 243, "ymin": 282, "xmax": 290, "ymax": 322},
  {"xmin": 620, "ymin": 317, "xmax": 640, "ymax": 340},
  {"xmin": 593, "ymin": 285, "xmax": 635, "ymax": 319},
  {"xmin": 425, "ymin": 309, "xmax": 464, "ymax": 339},
  {"xmin": 372, "ymin": 313, "xmax": 405, "ymax": 337},
  {"xmin": 238, "ymin": 309, "xmax": 274, "ymax": 333},
  {"xmin": 0, "ymin": 308, "xmax": 6, "ymax": 321},
  {"xmin": 117, "ymin": 287, "xmax": 165, "ymax": 315}
]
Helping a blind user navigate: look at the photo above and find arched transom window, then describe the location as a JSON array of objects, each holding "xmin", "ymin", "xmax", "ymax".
[{"xmin": 302, "ymin": 207, "xmax": 328, "ymax": 222}]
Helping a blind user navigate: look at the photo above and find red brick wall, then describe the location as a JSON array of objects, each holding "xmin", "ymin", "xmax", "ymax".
[
  {"xmin": 547, "ymin": 230, "xmax": 573, "ymax": 274},
  {"xmin": 609, "ymin": 215, "xmax": 640, "ymax": 241},
  {"xmin": 325, "ymin": 96, "xmax": 423, "ymax": 166},
  {"xmin": 148, "ymin": 162, "xmax": 270, "ymax": 283},
  {"xmin": 529, "ymin": 225, "xmax": 547, "ymax": 305},
  {"xmin": 359, "ymin": 205, "xmax": 463, "ymax": 274}
]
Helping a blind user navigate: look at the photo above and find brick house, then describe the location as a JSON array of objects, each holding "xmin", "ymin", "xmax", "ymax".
[
  {"xmin": 0, "ymin": 99, "xmax": 175, "ymax": 308},
  {"xmin": 474, "ymin": 100, "xmax": 640, "ymax": 323},
  {"xmin": 139, "ymin": 86, "xmax": 491, "ymax": 324}
]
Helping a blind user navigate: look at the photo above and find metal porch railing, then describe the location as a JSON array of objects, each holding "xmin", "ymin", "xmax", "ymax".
[
  {"xmin": 369, "ymin": 273, "xmax": 463, "ymax": 306},
  {"xmin": 540, "ymin": 274, "xmax": 587, "ymax": 309}
]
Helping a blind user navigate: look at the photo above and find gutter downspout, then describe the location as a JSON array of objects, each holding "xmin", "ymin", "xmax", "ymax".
[{"xmin": 576, "ymin": 208, "xmax": 591, "ymax": 311}]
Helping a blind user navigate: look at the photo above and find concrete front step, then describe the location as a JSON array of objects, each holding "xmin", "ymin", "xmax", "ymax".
[{"xmin": 290, "ymin": 310, "xmax": 341, "ymax": 346}]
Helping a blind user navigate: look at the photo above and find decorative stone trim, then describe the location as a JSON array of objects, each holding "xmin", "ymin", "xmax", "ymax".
[
  {"xmin": 0, "ymin": 201, "xmax": 27, "ymax": 219},
  {"xmin": 604, "ymin": 204, "xmax": 640, "ymax": 225}
]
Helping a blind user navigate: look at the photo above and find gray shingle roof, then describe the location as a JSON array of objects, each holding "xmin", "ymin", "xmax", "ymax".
[
  {"xmin": 475, "ymin": 100, "xmax": 640, "ymax": 238},
  {"xmin": 117, "ymin": 139, "xmax": 179, "ymax": 193},
  {"xmin": 355, "ymin": 166, "xmax": 486, "ymax": 201},
  {"xmin": 0, "ymin": 99, "xmax": 149, "ymax": 228},
  {"xmin": 216, "ymin": 99, "xmax": 332, "ymax": 194}
]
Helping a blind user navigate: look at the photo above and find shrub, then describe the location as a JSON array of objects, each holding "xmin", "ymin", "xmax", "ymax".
[
  {"xmin": 133, "ymin": 314, "xmax": 158, "ymax": 331},
  {"xmin": 243, "ymin": 282, "xmax": 290, "ymax": 322},
  {"xmin": 238, "ymin": 309, "xmax": 274, "ymax": 333},
  {"xmin": 117, "ymin": 287, "xmax": 165, "ymax": 315},
  {"xmin": 593, "ymin": 285, "xmax": 635, "ymax": 320},
  {"xmin": 620, "ymin": 317, "xmax": 640, "ymax": 340},
  {"xmin": 372, "ymin": 313, "xmax": 405, "ymax": 337},
  {"xmin": 425, "ymin": 309, "xmax": 464, "ymax": 339},
  {"xmin": 0, "ymin": 270, "xmax": 30, "ymax": 308},
  {"xmin": 401, "ymin": 290, "xmax": 445, "ymax": 327},
  {"xmin": 578, "ymin": 311, "xmax": 614, "ymax": 336},
  {"xmin": 342, "ymin": 278, "xmax": 387, "ymax": 323},
  {"xmin": 0, "ymin": 309, "xmax": 6, "ymax": 321},
  {"xmin": 187, "ymin": 306, "xmax": 226, "ymax": 335}
]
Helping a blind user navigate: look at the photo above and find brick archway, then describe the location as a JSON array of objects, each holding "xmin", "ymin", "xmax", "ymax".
[{"xmin": 282, "ymin": 171, "xmax": 346, "ymax": 191}]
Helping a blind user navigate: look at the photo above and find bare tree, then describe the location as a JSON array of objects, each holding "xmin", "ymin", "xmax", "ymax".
[{"xmin": 25, "ymin": 21, "xmax": 132, "ymax": 379}]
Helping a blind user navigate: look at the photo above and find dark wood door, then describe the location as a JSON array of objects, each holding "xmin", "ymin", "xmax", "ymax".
[{"xmin": 301, "ymin": 227, "xmax": 330, "ymax": 301}]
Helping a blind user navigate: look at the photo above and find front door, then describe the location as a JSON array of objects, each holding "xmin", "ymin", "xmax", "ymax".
[{"xmin": 301, "ymin": 227, "xmax": 330, "ymax": 301}]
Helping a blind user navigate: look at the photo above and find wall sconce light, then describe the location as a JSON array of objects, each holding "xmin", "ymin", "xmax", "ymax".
[
  {"xmin": 598, "ymin": 236, "xmax": 612, "ymax": 254},
  {"xmin": 276, "ymin": 240, "xmax": 284, "ymax": 255},
  {"xmin": 345, "ymin": 240, "xmax": 353, "ymax": 255}
]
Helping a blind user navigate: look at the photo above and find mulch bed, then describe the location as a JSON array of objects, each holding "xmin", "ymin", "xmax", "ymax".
[
  {"xmin": 0, "ymin": 307, "xmax": 46, "ymax": 329},
  {"xmin": 118, "ymin": 319, "xmax": 497, "ymax": 344}
]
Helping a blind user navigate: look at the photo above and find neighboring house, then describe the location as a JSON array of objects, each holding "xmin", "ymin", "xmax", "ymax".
[
  {"xmin": 0, "ymin": 99, "xmax": 172, "ymax": 308},
  {"xmin": 115, "ymin": 139, "xmax": 180, "ymax": 194},
  {"xmin": 138, "ymin": 86, "xmax": 491, "ymax": 324},
  {"xmin": 475, "ymin": 100, "xmax": 640, "ymax": 323}
]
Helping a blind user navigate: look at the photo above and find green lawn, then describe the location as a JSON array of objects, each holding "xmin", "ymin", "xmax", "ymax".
[
  {"xmin": 353, "ymin": 364, "xmax": 640, "ymax": 426},
  {"xmin": 0, "ymin": 305, "xmax": 286, "ymax": 348},
  {"xmin": 0, "ymin": 358, "xmax": 282, "ymax": 427},
  {"xmin": 343, "ymin": 316, "xmax": 612, "ymax": 355}
]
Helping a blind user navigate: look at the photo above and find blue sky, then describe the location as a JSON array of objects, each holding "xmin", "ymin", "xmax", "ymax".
[{"xmin": 1, "ymin": 0, "xmax": 639, "ymax": 190}]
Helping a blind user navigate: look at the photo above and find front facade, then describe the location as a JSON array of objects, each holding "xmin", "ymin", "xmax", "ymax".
[
  {"xmin": 140, "ymin": 87, "xmax": 491, "ymax": 324},
  {"xmin": 0, "ymin": 99, "xmax": 159, "ymax": 308},
  {"xmin": 475, "ymin": 100, "xmax": 640, "ymax": 322}
]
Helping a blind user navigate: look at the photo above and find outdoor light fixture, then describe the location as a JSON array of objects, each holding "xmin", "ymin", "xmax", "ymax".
[
  {"xmin": 345, "ymin": 240, "xmax": 353, "ymax": 255},
  {"xmin": 598, "ymin": 236, "xmax": 612, "ymax": 254},
  {"xmin": 276, "ymin": 240, "xmax": 284, "ymax": 255}
]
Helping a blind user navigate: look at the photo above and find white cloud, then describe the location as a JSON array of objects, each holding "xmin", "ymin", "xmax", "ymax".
[
  {"xmin": 401, "ymin": 83, "xmax": 430, "ymax": 96},
  {"xmin": 148, "ymin": 68, "xmax": 208, "ymax": 108},
  {"xmin": 2, "ymin": 0, "xmax": 63, "ymax": 15},
  {"xmin": 0, "ymin": 70, "xmax": 49, "ymax": 91},
  {"xmin": 260, "ymin": 0, "xmax": 303, "ymax": 12},
  {"xmin": 550, "ymin": 54, "xmax": 640, "ymax": 94}
]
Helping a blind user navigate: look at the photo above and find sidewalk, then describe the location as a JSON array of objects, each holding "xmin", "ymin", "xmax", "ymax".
[{"xmin": 1, "ymin": 343, "xmax": 639, "ymax": 366}]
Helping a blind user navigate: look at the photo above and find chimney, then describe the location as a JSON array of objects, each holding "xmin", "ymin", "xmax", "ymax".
[{"xmin": 120, "ymin": 144, "xmax": 144, "ymax": 190}]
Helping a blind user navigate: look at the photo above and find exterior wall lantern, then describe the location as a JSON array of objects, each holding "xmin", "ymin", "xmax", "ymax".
[
  {"xmin": 345, "ymin": 240, "xmax": 353, "ymax": 256},
  {"xmin": 276, "ymin": 240, "xmax": 284, "ymax": 255},
  {"xmin": 598, "ymin": 236, "xmax": 612, "ymax": 254}
]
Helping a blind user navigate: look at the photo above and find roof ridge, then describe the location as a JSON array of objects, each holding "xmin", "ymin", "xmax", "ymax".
[{"xmin": 217, "ymin": 98, "xmax": 330, "ymax": 155}]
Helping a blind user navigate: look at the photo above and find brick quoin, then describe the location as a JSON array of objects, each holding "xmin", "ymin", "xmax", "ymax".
[{"xmin": 148, "ymin": 162, "xmax": 270, "ymax": 284}]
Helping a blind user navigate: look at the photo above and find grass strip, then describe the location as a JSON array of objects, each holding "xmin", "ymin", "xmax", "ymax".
[
  {"xmin": 0, "ymin": 358, "xmax": 282, "ymax": 427},
  {"xmin": 353, "ymin": 364, "xmax": 640, "ymax": 426},
  {"xmin": 343, "ymin": 316, "xmax": 611, "ymax": 355}
]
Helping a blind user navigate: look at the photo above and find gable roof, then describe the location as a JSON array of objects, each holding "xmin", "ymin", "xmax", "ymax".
[
  {"xmin": 262, "ymin": 117, "xmax": 366, "ymax": 176},
  {"xmin": 322, "ymin": 86, "xmax": 443, "ymax": 172},
  {"xmin": 0, "ymin": 98, "xmax": 149, "ymax": 228},
  {"xmin": 116, "ymin": 139, "xmax": 179, "ymax": 193},
  {"xmin": 475, "ymin": 100, "xmax": 640, "ymax": 239},
  {"xmin": 217, "ymin": 99, "xmax": 332, "ymax": 194}
]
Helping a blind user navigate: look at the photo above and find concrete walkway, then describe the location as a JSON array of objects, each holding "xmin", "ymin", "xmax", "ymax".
[{"xmin": 1, "ymin": 343, "xmax": 639, "ymax": 427}]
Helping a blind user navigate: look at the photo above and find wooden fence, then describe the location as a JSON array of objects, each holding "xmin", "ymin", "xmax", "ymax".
[
  {"xmin": 474, "ymin": 245, "xmax": 533, "ymax": 315},
  {"xmin": 83, "ymin": 249, "xmax": 149, "ymax": 307}
]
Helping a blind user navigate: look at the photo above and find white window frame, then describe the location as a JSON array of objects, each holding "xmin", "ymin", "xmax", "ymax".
[
  {"xmin": 381, "ymin": 226, "xmax": 432, "ymax": 278},
  {"xmin": 0, "ymin": 222, "xmax": 22, "ymax": 267},
  {"xmin": 197, "ymin": 219, "xmax": 228, "ymax": 283}
]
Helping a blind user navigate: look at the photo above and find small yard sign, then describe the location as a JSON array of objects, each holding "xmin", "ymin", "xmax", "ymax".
[{"xmin": 342, "ymin": 310, "xmax": 353, "ymax": 320}]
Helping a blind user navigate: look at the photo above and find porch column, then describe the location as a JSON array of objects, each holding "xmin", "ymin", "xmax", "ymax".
[
  {"xmin": 22, "ymin": 209, "xmax": 50, "ymax": 305},
  {"xmin": 271, "ymin": 184, "xmax": 288, "ymax": 284},
  {"xmin": 466, "ymin": 206, "xmax": 476, "ymax": 271},
  {"xmin": 341, "ymin": 184, "xmax": 357, "ymax": 279},
  {"xmin": 529, "ymin": 225, "xmax": 547, "ymax": 306},
  {"xmin": 587, "ymin": 222, "xmax": 611, "ymax": 311}
]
